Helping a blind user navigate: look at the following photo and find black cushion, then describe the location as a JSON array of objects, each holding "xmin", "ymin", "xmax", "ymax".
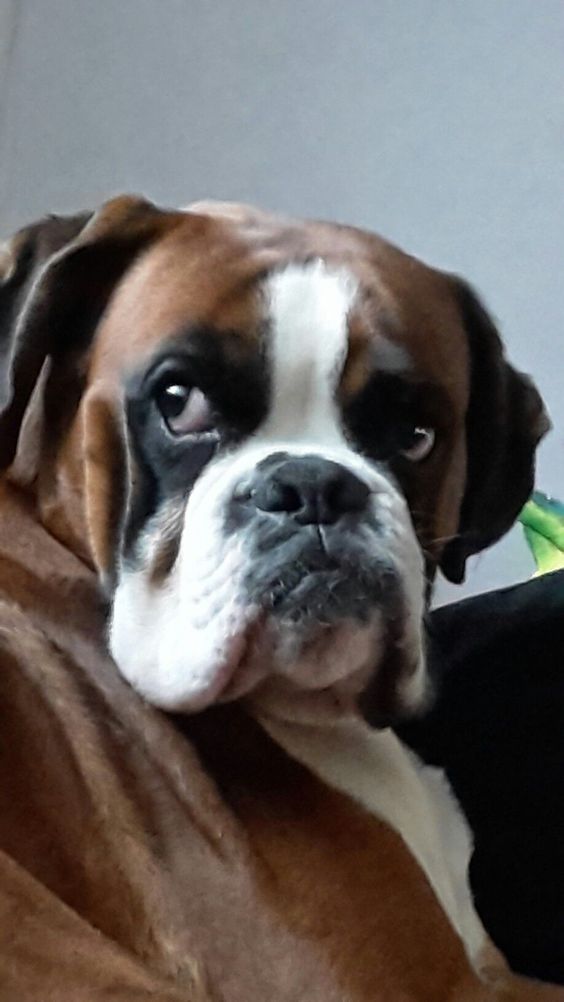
[{"xmin": 397, "ymin": 570, "xmax": 564, "ymax": 984}]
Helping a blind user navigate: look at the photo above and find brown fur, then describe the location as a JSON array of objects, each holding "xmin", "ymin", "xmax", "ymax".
[{"xmin": 0, "ymin": 198, "xmax": 556, "ymax": 999}]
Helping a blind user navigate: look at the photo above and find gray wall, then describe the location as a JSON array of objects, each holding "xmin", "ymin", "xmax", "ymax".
[{"xmin": 1, "ymin": 0, "xmax": 562, "ymax": 604}]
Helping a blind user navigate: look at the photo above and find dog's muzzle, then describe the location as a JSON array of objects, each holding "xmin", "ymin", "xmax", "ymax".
[
  {"xmin": 232, "ymin": 454, "xmax": 388, "ymax": 626},
  {"xmin": 110, "ymin": 447, "xmax": 427, "ymax": 723}
]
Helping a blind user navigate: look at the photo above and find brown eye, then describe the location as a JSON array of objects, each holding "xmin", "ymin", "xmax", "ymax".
[
  {"xmin": 400, "ymin": 427, "xmax": 435, "ymax": 462},
  {"xmin": 156, "ymin": 383, "xmax": 214, "ymax": 436}
]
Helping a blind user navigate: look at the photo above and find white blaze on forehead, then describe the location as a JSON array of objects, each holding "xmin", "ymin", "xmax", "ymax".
[{"xmin": 261, "ymin": 261, "xmax": 357, "ymax": 443}]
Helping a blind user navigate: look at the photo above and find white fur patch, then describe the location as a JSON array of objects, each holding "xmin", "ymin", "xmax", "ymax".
[
  {"xmin": 261, "ymin": 261, "xmax": 355, "ymax": 443},
  {"xmin": 259, "ymin": 713, "xmax": 488, "ymax": 965},
  {"xmin": 111, "ymin": 484, "xmax": 262, "ymax": 709}
]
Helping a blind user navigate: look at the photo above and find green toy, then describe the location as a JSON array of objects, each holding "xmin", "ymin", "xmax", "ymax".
[{"xmin": 519, "ymin": 491, "xmax": 564, "ymax": 576}]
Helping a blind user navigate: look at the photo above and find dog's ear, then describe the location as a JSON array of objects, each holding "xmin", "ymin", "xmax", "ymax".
[
  {"xmin": 0, "ymin": 195, "xmax": 168, "ymax": 470},
  {"xmin": 440, "ymin": 279, "xmax": 550, "ymax": 584},
  {"xmin": 0, "ymin": 210, "xmax": 92, "ymax": 465}
]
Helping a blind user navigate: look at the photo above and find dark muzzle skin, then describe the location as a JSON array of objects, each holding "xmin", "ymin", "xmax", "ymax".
[
  {"xmin": 226, "ymin": 452, "xmax": 396, "ymax": 628},
  {"xmin": 217, "ymin": 450, "xmax": 415, "ymax": 730}
]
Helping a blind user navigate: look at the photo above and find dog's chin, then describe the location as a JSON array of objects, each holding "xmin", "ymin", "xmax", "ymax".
[
  {"xmin": 139, "ymin": 602, "xmax": 394, "ymax": 722},
  {"xmin": 222, "ymin": 613, "xmax": 384, "ymax": 718}
]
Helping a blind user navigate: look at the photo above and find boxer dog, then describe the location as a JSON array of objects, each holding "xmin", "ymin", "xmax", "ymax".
[{"xmin": 0, "ymin": 195, "xmax": 559, "ymax": 1000}]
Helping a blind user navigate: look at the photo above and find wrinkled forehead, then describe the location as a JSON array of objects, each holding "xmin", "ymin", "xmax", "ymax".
[{"xmin": 91, "ymin": 210, "xmax": 470, "ymax": 410}]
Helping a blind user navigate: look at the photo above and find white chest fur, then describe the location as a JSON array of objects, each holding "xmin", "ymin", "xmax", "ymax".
[{"xmin": 258, "ymin": 714, "xmax": 487, "ymax": 964}]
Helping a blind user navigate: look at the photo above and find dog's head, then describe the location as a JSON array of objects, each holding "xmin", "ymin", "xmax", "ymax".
[{"xmin": 0, "ymin": 197, "xmax": 549, "ymax": 724}]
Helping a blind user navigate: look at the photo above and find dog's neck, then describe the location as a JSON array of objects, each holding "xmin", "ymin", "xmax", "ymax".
[{"xmin": 255, "ymin": 706, "xmax": 487, "ymax": 969}]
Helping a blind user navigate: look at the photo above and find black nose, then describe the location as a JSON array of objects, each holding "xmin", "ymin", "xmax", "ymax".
[{"xmin": 250, "ymin": 455, "xmax": 370, "ymax": 526}]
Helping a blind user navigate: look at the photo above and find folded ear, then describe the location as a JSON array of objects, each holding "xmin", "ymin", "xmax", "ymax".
[
  {"xmin": 0, "ymin": 195, "xmax": 167, "ymax": 469},
  {"xmin": 81, "ymin": 387, "xmax": 129, "ymax": 590},
  {"xmin": 440, "ymin": 279, "xmax": 550, "ymax": 583},
  {"xmin": 0, "ymin": 210, "xmax": 91, "ymax": 465}
]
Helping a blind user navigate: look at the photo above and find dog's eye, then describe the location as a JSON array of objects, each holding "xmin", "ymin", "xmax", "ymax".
[
  {"xmin": 156, "ymin": 383, "xmax": 214, "ymax": 436},
  {"xmin": 400, "ymin": 427, "xmax": 435, "ymax": 462}
]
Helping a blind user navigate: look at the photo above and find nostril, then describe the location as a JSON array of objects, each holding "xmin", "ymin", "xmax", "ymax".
[
  {"xmin": 325, "ymin": 476, "xmax": 348, "ymax": 512},
  {"xmin": 252, "ymin": 479, "xmax": 303, "ymax": 514},
  {"xmin": 315, "ymin": 472, "xmax": 370, "ymax": 525},
  {"xmin": 277, "ymin": 483, "xmax": 303, "ymax": 513},
  {"xmin": 330, "ymin": 472, "xmax": 370, "ymax": 515}
]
